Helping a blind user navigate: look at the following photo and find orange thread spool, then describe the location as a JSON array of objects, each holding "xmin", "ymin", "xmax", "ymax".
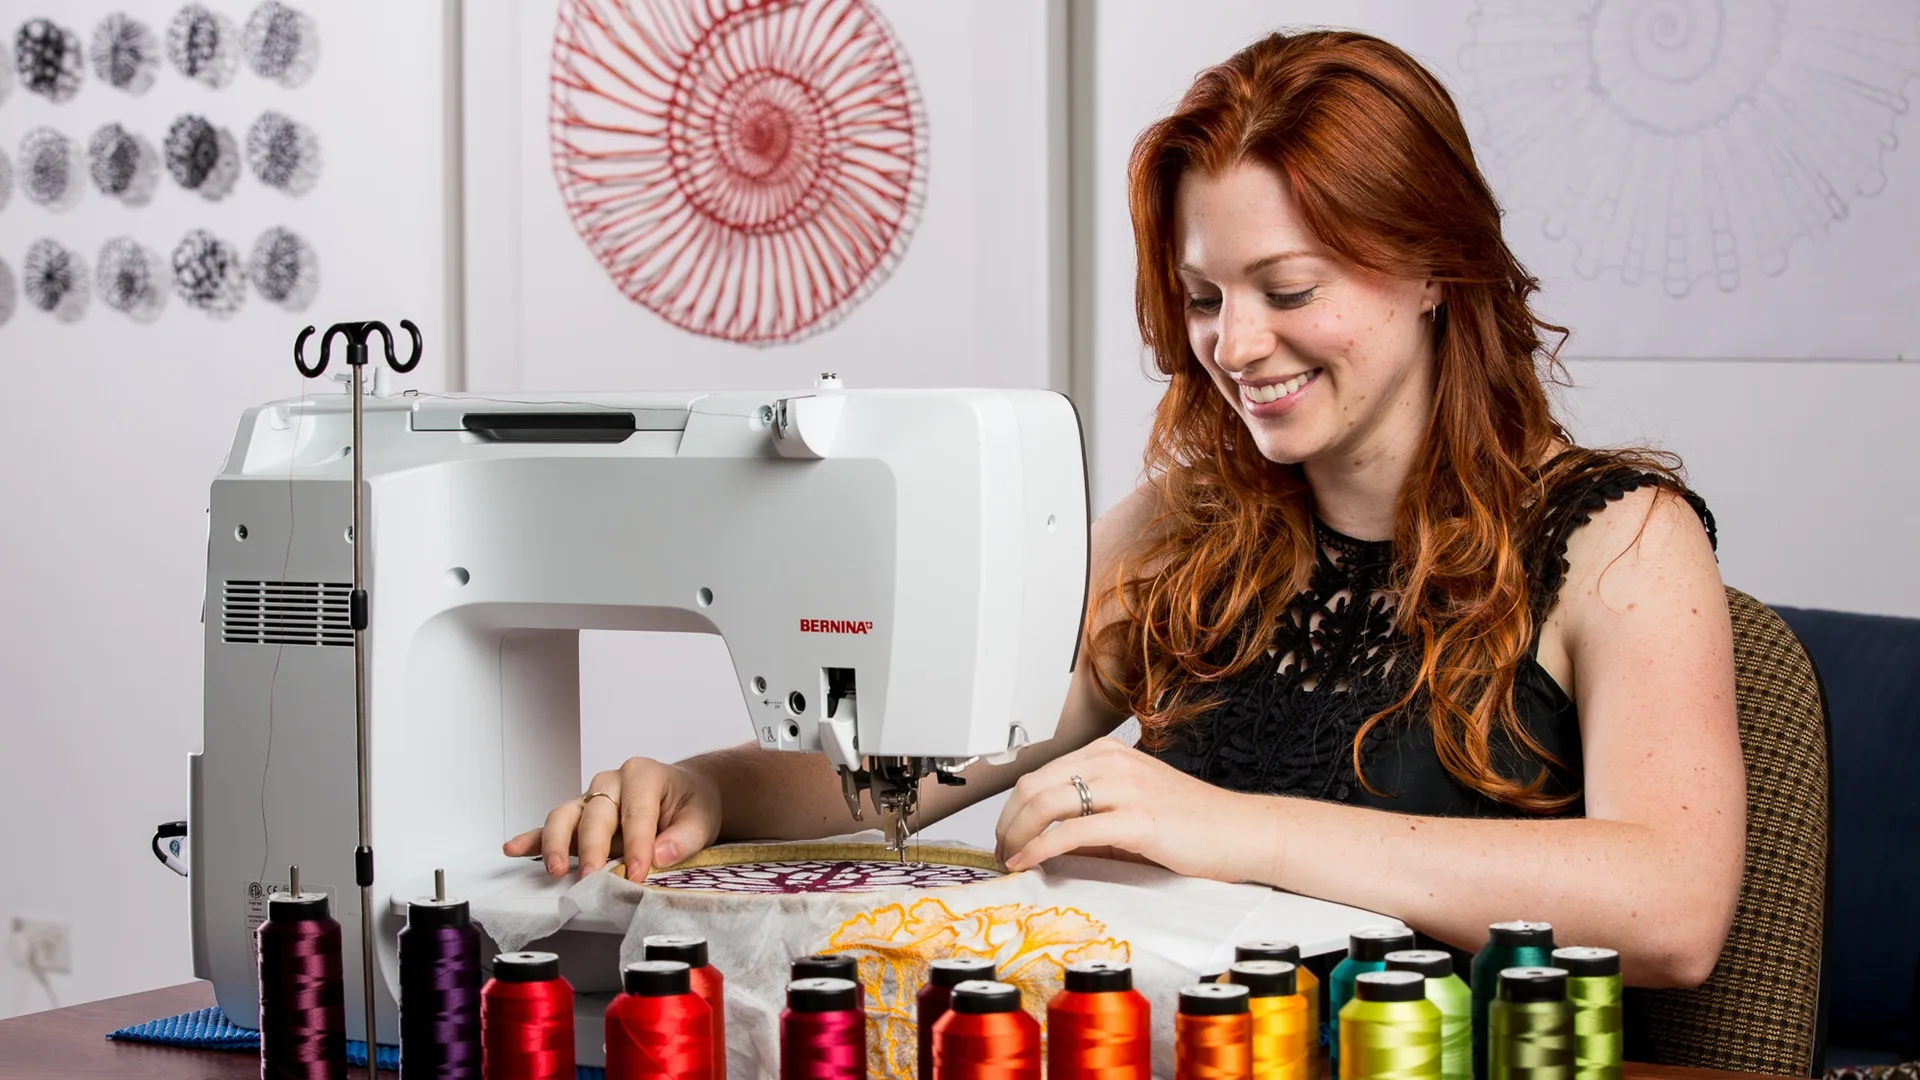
[
  {"xmin": 605, "ymin": 960, "xmax": 712, "ymax": 1080},
  {"xmin": 1237, "ymin": 941, "xmax": 1320, "ymax": 1064},
  {"xmin": 920, "ymin": 958, "xmax": 998, "ymax": 1080},
  {"xmin": 1227, "ymin": 961, "xmax": 1310, "ymax": 1080},
  {"xmin": 933, "ymin": 980, "xmax": 1040, "ymax": 1080},
  {"xmin": 644, "ymin": 934, "xmax": 726, "ymax": 1080},
  {"xmin": 1047, "ymin": 961, "xmax": 1151, "ymax": 1080},
  {"xmin": 1178, "ymin": 984, "xmax": 1252, "ymax": 1080}
]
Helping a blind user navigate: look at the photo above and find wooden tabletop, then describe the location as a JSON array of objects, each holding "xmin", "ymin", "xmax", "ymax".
[{"xmin": 0, "ymin": 981, "xmax": 1802, "ymax": 1080}]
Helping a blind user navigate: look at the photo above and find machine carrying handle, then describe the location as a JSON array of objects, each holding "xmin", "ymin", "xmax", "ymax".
[{"xmin": 461, "ymin": 412, "xmax": 638, "ymax": 443}]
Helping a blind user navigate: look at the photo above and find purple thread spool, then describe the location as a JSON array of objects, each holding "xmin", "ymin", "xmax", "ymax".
[
  {"xmin": 399, "ymin": 868, "xmax": 481, "ymax": 1079},
  {"xmin": 258, "ymin": 865, "xmax": 347, "ymax": 1080}
]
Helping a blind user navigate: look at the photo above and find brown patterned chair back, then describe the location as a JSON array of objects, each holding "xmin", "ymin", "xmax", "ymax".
[{"xmin": 1626, "ymin": 587, "xmax": 1831, "ymax": 1075}]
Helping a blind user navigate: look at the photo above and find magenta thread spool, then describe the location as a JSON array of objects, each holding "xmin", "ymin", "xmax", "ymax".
[{"xmin": 258, "ymin": 865, "xmax": 347, "ymax": 1080}]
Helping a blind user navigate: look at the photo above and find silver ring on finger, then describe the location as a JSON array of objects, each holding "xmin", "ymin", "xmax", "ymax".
[{"xmin": 1070, "ymin": 774, "xmax": 1093, "ymax": 817}]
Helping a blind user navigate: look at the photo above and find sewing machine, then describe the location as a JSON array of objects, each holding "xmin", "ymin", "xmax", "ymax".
[{"xmin": 188, "ymin": 378, "xmax": 1090, "ymax": 1056}]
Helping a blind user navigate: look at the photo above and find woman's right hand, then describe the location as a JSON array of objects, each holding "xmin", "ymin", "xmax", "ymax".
[{"xmin": 502, "ymin": 757, "xmax": 723, "ymax": 880}]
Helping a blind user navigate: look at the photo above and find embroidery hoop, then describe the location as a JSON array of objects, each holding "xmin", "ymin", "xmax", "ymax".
[{"xmin": 613, "ymin": 841, "xmax": 1008, "ymax": 891}]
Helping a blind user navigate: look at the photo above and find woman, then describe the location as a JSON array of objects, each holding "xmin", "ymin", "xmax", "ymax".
[{"xmin": 506, "ymin": 30, "xmax": 1744, "ymax": 989}]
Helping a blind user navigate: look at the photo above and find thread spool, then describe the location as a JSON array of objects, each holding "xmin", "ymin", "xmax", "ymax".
[
  {"xmin": 1177, "ymin": 983, "xmax": 1252, "ymax": 1080},
  {"xmin": 258, "ymin": 865, "xmax": 347, "ymax": 1080},
  {"xmin": 1383, "ymin": 951, "xmax": 1468, "ymax": 1080},
  {"xmin": 919, "ymin": 958, "xmax": 996, "ymax": 1080},
  {"xmin": 1238, "ymin": 941, "xmax": 1321, "ymax": 1058},
  {"xmin": 1047, "ymin": 960, "xmax": 1151, "ymax": 1080},
  {"xmin": 1489, "ymin": 968, "xmax": 1573, "ymax": 1080},
  {"xmin": 792, "ymin": 953, "xmax": 865, "ymax": 1008},
  {"xmin": 932, "ymin": 980, "xmax": 1040, "ymax": 1080},
  {"xmin": 782, "ymin": 977, "xmax": 865, "ymax": 1080},
  {"xmin": 606, "ymin": 960, "xmax": 712, "ymax": 1080},
  {"xmin": 1226, "ymin": 960, "xmax": 1309, "ymax": 1080},
  {"xmin": 1471, "ymin": 923, "xmax": 1554, "ymax": 1080},
  {"xmin": 399, "ymin": 869, "xmax": 481, "ymax": 1080},
  {"xmin": 1330, "ymin": 926, "xmax": 1414, "ymax": 1071},
  {"xmin": 481, "ymin": 951, "xmax": 575, "ymax": 1080},
  {"xmin": 1550, "ymin": 949, "xmax": 1621, "ymax": 1080},
  {"xmin": 1340, "ymin": 970, "xmax": 1440, "ymax": 1080},
  {"xmin": 644, "ymin": 934, "xmax": 726, "ymax": 1080}
]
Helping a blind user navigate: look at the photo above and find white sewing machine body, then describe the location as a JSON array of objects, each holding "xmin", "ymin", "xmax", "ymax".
[{"xmin": 189, "ymin": 384, "xmax": 1090, "ymax": 1056}]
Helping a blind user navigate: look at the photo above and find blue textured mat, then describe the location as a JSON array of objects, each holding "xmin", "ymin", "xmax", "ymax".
[{"xmin": 108, "ymin": 1006, "xmax": 607, "ymax": 1078}]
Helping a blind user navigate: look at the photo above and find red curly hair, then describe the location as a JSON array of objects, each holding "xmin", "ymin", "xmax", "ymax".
[{"xmin": 1091, "ymin": 29, "xmax": 1677, "ymax": 811}]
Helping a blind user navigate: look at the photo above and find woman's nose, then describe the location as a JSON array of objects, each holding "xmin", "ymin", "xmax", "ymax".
[{"xmin": 1214, "ymin": 298, "xmax": 1275, "ymax": 374}]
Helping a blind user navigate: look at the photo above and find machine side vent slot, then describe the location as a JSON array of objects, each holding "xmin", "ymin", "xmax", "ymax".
[{"xmin": 222, "ymin": 581, "xmax": 354, "ymax": 647}]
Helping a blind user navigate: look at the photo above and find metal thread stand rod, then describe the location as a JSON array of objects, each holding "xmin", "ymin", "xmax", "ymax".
[{"xmin": 349, "ymin": 348, "xmax": 378, "ymax": 1073}]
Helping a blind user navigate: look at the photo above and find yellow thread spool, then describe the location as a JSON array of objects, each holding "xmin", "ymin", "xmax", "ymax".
[{"xmin": 1227, "ymin": 960, "xmax": 1310, "ymax": 1080}]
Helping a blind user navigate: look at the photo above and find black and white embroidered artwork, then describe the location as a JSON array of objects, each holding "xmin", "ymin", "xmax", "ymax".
[
  {"xmin": 19, "ymin": 128, "xmax": 82, "ymax": 211},
  {"xmin": 248, "ymin": 227, "xmax": 318, "ymax": 311},
  {"xmin": 89, "ymin": 123, "xmax": 160, "ymax": 207},
  {"xmin": 245, "ymin": 112, "xmax": 320, "ymax": 195},
  {"xmin": 97, "ymin": 237, "xmax": 168, "ymax": 322},
  {"xmin": 172, "ymin": 229, "xmax": 245, "ymax": 318},
  {"xmin": 23, "ymin": 239, "xmax": 89, "ymax": 322},
  {"xmin": 167, "ymin": 4, "xmax": 237, "ymax": 88},
  {"xmin": 0, "ymin": 258, "xmax": 16, "ymax": 328},
  {"xmin": 15, "ymin": 18, "xmax": 84, "ymax": 103},
  {"xmin": 91, "ymin": 13, "xmax": 159, "ymax": 94},
  {"xmin": 242, "ymin": 2, "xmax": 316, "ymax": 88},
  {"xmin": 165, "ymin": 114, "xmax": 240, "ymax": 201}
]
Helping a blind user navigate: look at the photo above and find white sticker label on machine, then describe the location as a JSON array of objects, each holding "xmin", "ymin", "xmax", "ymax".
[{"xmin": 244, "ymin": 879, "xmax": 336, "ymax": 968}]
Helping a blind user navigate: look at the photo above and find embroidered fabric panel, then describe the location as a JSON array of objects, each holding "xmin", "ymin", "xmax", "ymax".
[{"xmin": 643, "ymin": 859, "xmax": 1001, "ymax": 894}]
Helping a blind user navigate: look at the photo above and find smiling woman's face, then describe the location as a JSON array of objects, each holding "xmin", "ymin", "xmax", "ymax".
[{"xmin": 1174, "ymin": 161, "xmax": 1441, "ymax": 468}]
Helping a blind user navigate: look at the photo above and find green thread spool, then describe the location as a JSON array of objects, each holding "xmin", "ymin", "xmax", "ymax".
[
  {"xmin": 1341, "ymin": 970, "xmax": 1441, "ymax": 1080},
  {"xmin": 1331, "ymin": 926, "xmax": 1415, "ymax": 1071},
  {"xmin": 1489, "ymin": 967, "xmax": 1573, "ymax": 1080},
  {"xmin": 1384, "ymin": 950, "xmax": 1470, "ymax": 1080},
  {"xmin": 1551, "ymin": 948, "xmax": 1622, "ymax": 1080},
  {"xmin": 1471, "ymin": 921, "xmax": 1555, "ymax": 1079}
]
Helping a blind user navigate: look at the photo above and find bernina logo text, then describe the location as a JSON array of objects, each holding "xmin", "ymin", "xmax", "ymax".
[{"xmin": 800, "ymin": 619, "xmax": 874, "ymax": 635}]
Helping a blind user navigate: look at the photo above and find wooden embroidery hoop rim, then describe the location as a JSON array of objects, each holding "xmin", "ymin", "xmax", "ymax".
[{"xmin": 614, "ymin": 841, "xmax": 1008, "ymax": 889}]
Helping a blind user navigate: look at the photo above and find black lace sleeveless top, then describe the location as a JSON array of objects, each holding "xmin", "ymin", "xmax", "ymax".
[{"xmin": 1145, "ymin": 461, "xmax": 1716, "ymax": 818}]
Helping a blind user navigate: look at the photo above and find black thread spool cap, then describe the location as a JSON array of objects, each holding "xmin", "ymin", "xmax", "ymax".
[
  {"xmin": 1226, "ymin": 960, "xmax": 1297, "ymax": 998},
  {"xmin": 643, "ymin": 934, "xmax": 709, "ymax": 969},
  {"xmin": 1064, "ymin": 961, "xmax": 1132, "ymax": 993},
  {"xmin": 951, "ymin": 980, "xmax": 1022, "ymax": 1014},
  {"xmin": 787, "ymin": 977, "xmax": 858, "ymax": 1013},
  {"xmin": 1498, "ymin": 966, "xmax": 1569, "ymax": 1003},
  {"xmin": 930, "ymin": 958, "xmax": 997, "ymax": 988},
  {"xmin": 1349, "ymin": 925, "xmax": 1416, "ymax": 962},
  {"xmin": 267, "ymin": 888, "xmax": 331, "ymax": 922},
  {"xmin": 405, "ymin": 895, "xmax": 470, "ymax": 931},
  {"xmin": 1179, "ymin": 983, "xmax": 1250, "ymax": 1016},
  {"xmin": 1384, "ymin": 950, "xmax": 1455, "ymax": 979},
  {"xmin": 1550, "ymin": 947, "xmax": 1620, "ymax": 978},
  {"xmin": 1487, "ymin": 921, "xmax": 1555, "ymax": 948},
  {"xmin": 493, "ymin": 951, "xmax": 561, "ymax": 983},
  {"xmin": 1236, "ymin": 940, "xmax": 1301, "ymax": 965},
  {"xmin": 792, "ymin": 953, "xmax": 856, "ymax": 983},
  {"xmin": 623, "ymin": 960, "xmax": 691, "ymax": 996},
  {"xmin": 1356, "ymin": 970, "xmax": 1428, "ymax": 1003}
]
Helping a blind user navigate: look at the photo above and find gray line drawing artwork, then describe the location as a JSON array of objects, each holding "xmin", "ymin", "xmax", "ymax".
[
  {"xmin": 1459, "ymin": 0, "xmax": 1920, "ymax": 298},
  {"xmin": 246, "ymin": 111, "xmax": 320, "ymax": 195},
  {"xmin": 165, "ymin": 114, "xmax": 241, "ymax": 201},
  {"xmin": 249, "ymin": 226, "xmax": 319, "ymax": 311},
  {"xmin": 16, "ymin": 18, "xmax": 85, "ymax": 103},
  {"xmin": 0, "ymin": 258, "xmax": 16, "ymax": 328},
  {"xmin": 20, "ymin": 128, "xmax": 82, "ymax": 212},
  {"xmin": 168, "ymin": 4, "xmax": 238, "ymax": 89},
  {"xmin": 243, "ymin": 2, "xmax": 317, "ymax": 88},
  {"xmin": 92, "ymin": 13, "xmax": 161, "ymax": 95},
  {"xmin": 98, "ymin": 237, "xmax": 169, "ymax": 322},
  {"xmin": 173, "ymin": 229, "xmax": 246, "ymax": 318},
  {"xmin": 90, "ymin": 123, "xmax": 162, "ymax": 207},
  {"xmin": 23, "ymin": 239, "xmax": 89, "ymax": 323}
]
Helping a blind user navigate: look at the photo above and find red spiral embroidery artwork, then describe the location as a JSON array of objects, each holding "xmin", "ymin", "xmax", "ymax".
[{"xmin": 550, "ymin": 0, "xmax": 927, "ymax": 345}]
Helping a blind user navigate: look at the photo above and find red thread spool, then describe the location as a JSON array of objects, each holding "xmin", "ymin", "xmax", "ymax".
[
  {"xmin": 1178, "ymin": 983, "xmax": 1252, "ymax": 1080},
  {"xmin": 606, "ymin": 960, "xmax": 711, "ymax": 1080},
  {"xmin": 482, "ymin": 951, "xmax": 575, "ymax": 1080},
  {"xmin": 792, "ymin": 953, "xmax": 866, "ymax": 1009},
  {"xmin": 258, "ymin": 879, "xmax": 347, "ymax": 1080},
  {"xmin": 1048, "ymin": 961, "xmax": 1152, "ymax": 1080},
  {"xmin": 933, "ymin": 980, "xmax": 1040, "ymax": 1080},
  {"xmin": 917, "ymin": 958, "xmax": 997, "ymax": 1080},
  {"xmin": 781, "ymin": 977, "xmax": 865, "ymax": 1080},
  {"xmin": 644, "ymin": 934, "xmax": 726, "ymax": 1080}
]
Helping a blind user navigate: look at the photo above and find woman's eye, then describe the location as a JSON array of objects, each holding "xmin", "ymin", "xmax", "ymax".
[
  {"xmin": 1186, "ymin": 295, "xmax": 1221, "ymax": 314},
  {"xmin": 1268, "ymin": 288, "xmax": 1315, "ymax": 309}
]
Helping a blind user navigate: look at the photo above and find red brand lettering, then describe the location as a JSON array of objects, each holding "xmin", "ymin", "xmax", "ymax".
[{"xmin": 800, "ymin": 619, "xmax": 874, "ymax": 635}]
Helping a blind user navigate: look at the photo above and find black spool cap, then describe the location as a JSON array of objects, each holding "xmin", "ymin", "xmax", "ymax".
[
  {"xmin": 788, "ymin": 977, "xmax": 859, "ymax": 1013},
  {"xmin": 643, "ymin": 934, "xmax": 710, "ymax": 969},
  {"xmin": 405, "ymin": 896, "xmax": 470, "ymax": 931},
  {"xmin": 1349, "ymin": 926, "xmax": 1416, "ymax": 962},
  {"xmin": 623, "ymin": 960, "xmax": 692, "ymax": 996},
  {"xmin": 1487, "ymin": 921, "xmax": 1555, "ymax": 949},
  {"xmin": 1551, "ymin": 947, "xmax": 1620, "ymax": 978},
  {"xmin": 1355, "ymin": 970, "xmax": 1428, "ymax": 1003},
  {"xmin": 1179, "ymin": 983, "xmax": 1250, "ymax": 1016},
  {"xmin": 951, "ymin": 980, "xmax": 1022, "ymax": 1014},
  {"xmin": 1384, "ymin": 950, "xmax": 1455, "ymax": 979},
  {"xmin": 1065, "ymin": 961, "xmax": 1133, "ymax": 993},
  {"xmin": 929, "ymin": 958, "xmax": 997, "ymax": 988},
  {"xmin": 1236, "ymin": 940, "xmax": 1302, "ymax": 965},
  {"xmin": 1498, "ymin": 966, "xmax": 1569, "ymax": 1003},
  {"xmin": 1226, "ymin": 960, "xmax": 1297, "ymax": 998},
  {"xmin": 493, "ymin": 951, "xmax": 561, "ymax": 983},
  {"xmin": 792, "ymin": 953, "xmax": 857, "ymax": 983},
  {"xmin": 267, "ymin": 890, "xmax": 331, "ymax": 922}
]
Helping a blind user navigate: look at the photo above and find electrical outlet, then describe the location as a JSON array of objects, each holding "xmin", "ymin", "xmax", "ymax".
[{"xmin": 9, "ymin": 918, "xmax": 71, "ymax": 975}]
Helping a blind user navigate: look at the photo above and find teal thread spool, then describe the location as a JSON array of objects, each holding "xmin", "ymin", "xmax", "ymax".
[
  {"xmin": 1489, "ymin": 967, "xmax": 1573, "ymax": 1080},
  {"xmin": 1330, "ymin": 926, "xmax": 1415, "ymax": 1072},
  {"xmin": 1551, "ymin": 948, "xmax": 1622, "ymax": 1080},
  {"xmin": 1471, "ymin": 922, "xmax": 1554, "ymax": 1079},
  {"xmin": 1385, "ymin": 950, "xmax": 1470, "ymax": 1080}
]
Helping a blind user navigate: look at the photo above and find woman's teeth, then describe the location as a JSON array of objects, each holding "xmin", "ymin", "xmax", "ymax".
[{"xmin": 1242, "ymin": 370, "xmax": 1314, "ymax": 404}]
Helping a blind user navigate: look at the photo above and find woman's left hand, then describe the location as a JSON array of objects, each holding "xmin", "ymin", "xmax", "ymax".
[{"xmin": 993, "ymin": 737, "xmax": 1270, "ymax": 881}]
